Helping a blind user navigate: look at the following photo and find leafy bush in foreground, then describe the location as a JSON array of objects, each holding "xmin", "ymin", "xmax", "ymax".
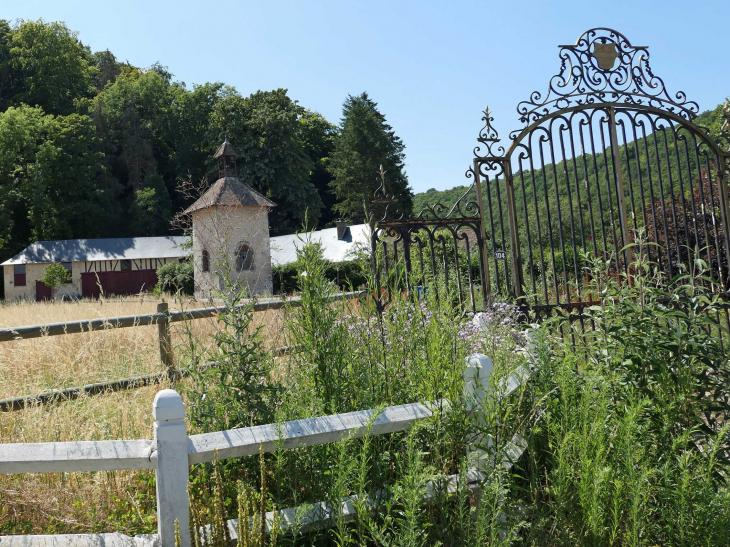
[{"xmin": 519, "ymin": 248, "xmax": 730, "ymax": 546}]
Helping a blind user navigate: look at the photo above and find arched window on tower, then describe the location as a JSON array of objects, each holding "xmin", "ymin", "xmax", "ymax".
[
  {"xmin": 202, "ymin": 249, "xmax": 210, "ymax": 272},
  {"xmin": 236, "ymin": 243, "xmax": 254, "ymax": 271}
]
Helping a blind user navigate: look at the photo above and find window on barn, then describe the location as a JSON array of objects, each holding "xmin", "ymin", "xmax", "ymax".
[
  {"xmin": 236, "ymin": 243, "xmax": 254, "ymax": 271},
  {"xmin": 61, "ymin": 262, "xmax": 72, "ymax": 283},
  {"xmin": 202, "ymin": 249, "xmax": 210, "ymax": 272},
  {"xmin": 13, "ymin": 264, "xmax": 26, "ymax": 286},
  {"xmin": 121, "ymin": 260, "xmax": 132, "ymax": 271}
]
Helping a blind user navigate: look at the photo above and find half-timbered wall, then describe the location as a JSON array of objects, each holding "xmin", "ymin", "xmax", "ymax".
[{"xmin": 3, "ymin": 257, "xmax": 179, "ymax": 301}]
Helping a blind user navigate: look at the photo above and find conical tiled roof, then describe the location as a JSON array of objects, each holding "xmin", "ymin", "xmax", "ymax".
[{"xmin": 184, "ymin": 176, "xmax": 277, "ymax": 213}]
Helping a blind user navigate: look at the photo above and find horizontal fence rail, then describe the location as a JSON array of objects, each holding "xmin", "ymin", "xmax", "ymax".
[
  {"xmin": 0, "ymin": 345, "xmax": 300, "ymax": 412},
  {"xmin": 0, "ymin": 291, "xmax": 366, "ymax": 342},
  {"xmin": 0, "ymin": 290, "xmax": 365, "ymax": 412},
  {"xmin": 0, "ymin": 439, "xmax": 155, "ymax": 475},
  {"xmin": 186, "ymin": 401, "xmax": 441, "ymax": 465}
]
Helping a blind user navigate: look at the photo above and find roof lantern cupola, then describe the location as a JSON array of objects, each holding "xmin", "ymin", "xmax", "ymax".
[
  {"xmin": 184, "ymin": 139, "xmax": 276, "ymax": 214},
  {"xmin": 214, "ymin": 138, "xmax": 238, "ymax": 179}
]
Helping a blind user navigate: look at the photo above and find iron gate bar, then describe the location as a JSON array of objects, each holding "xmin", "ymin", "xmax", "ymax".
[
  {"xmin": 648, "ymin": 114, "xmax": 675, "ymax": 276},
  {"xmin": 503, "ymin": 160, "xmax": 524, "ymax": 299},
  {"xmin": 690, "ymin": 131, "xmax": 714, "ymax": 279},
  {"xmin": 678, "ymin": 126, "xmax": 701, "ymax": 274},
  {"xmin": 667, "ymin": 120, "xmax": 692, "ymax": 270},
  {"xmin": 598, "ymin": 113, "xmax": 624, "ymax": 277},
  {"xmin": 546, "ymin": 118, "xmax": 571, "ymax": 302},
  {"xmin": 516, "ymin": 158, "xmax": 538, "ymax": 304},
  {"xmin": 559, "ymin": 117, "xmax": 583, "ymax": 303},
  {"xmin": 658, "ymin": 122, "xmax": 682, "ymax": 268},
  {"xmin": 609, "ymin": 107, "xmax": 632, "ymax": 270},
  {"xmin": 617, "ymin": 117, "xmax": 639, "ymax": 239},
  {"xmin": 699, "ymin": 147, "xmax": 721, "ymax": 285},
  {"xmin": 719, "ymin": 154, "xmax": 730, "ymax": 281},
  {"xmin": 472, "ymin": 159, "xmax": 492, "ymax": 296},
  {"xmin": 627, "ymin": 117, "xmax": 652, "ymax": 261}
]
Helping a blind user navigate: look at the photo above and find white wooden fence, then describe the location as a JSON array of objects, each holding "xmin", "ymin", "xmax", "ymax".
[{"xmin": 0, "ymin": 352, "xmax": 531, "ymax": 547}]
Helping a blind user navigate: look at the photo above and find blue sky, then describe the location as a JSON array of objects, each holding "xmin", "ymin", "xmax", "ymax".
[{"xmin": 6, "ymin": 0, "xmax": 729, "ymax": 194}]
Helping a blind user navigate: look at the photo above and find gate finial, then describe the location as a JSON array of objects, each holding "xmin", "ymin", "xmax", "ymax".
[{"xmin": 474, "ymin": 105, "xmax": 505, "ymax": 159}]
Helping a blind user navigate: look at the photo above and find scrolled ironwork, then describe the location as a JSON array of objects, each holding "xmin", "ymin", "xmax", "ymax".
[
  {"xmin": 474, "ymin": 106, "xmax": 506, "ymax": 159},
  {"xmin": 376, "ymin": 166, "xmax": 481, "ymax": 224},
  {"xmin": 371, "ymin": 164, "xmax": 406, "ymax": 222},
  {"xmin": 516, "ymin": 27, "xmax": 699, "ymax": 125}
]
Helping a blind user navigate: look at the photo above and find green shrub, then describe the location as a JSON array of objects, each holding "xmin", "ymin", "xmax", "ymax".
[
  {"xmin": 519, "ymin": 247, "xmax": 730, "ymax": 546},
  {"xmin": 273, "ymin": 257, "xmax": 368, "ymax": 294},
  {"xmin": 156, "ymin": 260, "xmax": 194, "ymax": 295},
  {"xmin": 40, "ymin": 262, "xmax": 71, "ymax": 296}
]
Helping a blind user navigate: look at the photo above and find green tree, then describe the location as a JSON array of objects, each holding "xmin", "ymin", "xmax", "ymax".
[
  {"xmin": 329, "ymin": 92, "xmax": 413, "ymax": 223},
  {"xmin": 130, "ymin": 174, "xmax": 173, "ymax": 236},
  {"xmin": 156, "ymin": 259, "xmax": 194, "ymax": 295},
  {"xmin": 299, "ymin": 109, "xmax": 339, "ymax": 226},
  {"xmin": 0, "ymin": 104, "xmax": 107, "ymax": 261},
  {"xmin": 9, "ymin": 19, "xmax": 97, "ymax": 115},
  {"xmin": 93, "ymin": 69, "xmax": 174, "ymax": 234},
  {"xmin": 40, "ymin": 262, "xmax": 70, "ymax": 298},
  {"xmin": 0, "ymin": 20, "xmax": 17, "ymax": 112},
  {"xmin": 212, "ymin": 88, "xmax": 321, "ymax": 233},
  {"xmin": 91, "ymin": 49, "xmax": 121, "ymax": 91},
  {"xmin": 167, "ymin": 81, "xmax": 225, "ymax": 210},
  {"xmin": 94, "ymin": 70, "xmax": 225, "ymax": 233}
]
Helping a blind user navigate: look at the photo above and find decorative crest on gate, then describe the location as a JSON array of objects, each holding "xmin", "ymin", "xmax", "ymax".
[{"xmin": 516, "ymin": 27, "xmax": 700, "ymax": 124}]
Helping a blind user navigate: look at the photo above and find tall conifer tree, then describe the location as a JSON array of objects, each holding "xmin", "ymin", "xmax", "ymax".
[{"xmin": 329, "ymin": 93, "xmax": 413, "ymax": 223}]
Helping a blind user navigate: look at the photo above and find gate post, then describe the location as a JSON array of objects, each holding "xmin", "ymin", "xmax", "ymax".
[
  {"xmin": 473, "ymin": 159, "xmax": 492, "ymax": 306},
  {"xmin": 716, "ymin": 153, "xmax": 730, "ymax": 289},
  {"xmin": 502, "ymin": 161, "xmax": 525, "ymax": 300}
]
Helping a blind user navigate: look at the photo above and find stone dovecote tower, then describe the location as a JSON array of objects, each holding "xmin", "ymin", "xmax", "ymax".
[{"xmin": 184, "ymin": 140, "xmax": 276, "ymax": 299}]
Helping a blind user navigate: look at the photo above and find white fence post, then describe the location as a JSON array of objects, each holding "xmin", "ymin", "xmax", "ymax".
[
  {"xmin": 153, "ymin": 389, "xmax": 190, "ymax": 547},
  {"xmin": 464, "ymin": 353, "xmax": 494, "ymax": 415},
  {"xmin": 523, "ymin": 324, "xmax": 540, "ymax": 367},
  {"xmin": 464, "ymin": 353, "xmax": 494, "ymax": 472}
]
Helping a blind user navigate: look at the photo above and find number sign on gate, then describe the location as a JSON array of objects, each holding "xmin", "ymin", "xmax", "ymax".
[{"xmin": 494, "ymin": 251, "xmax": 506, "ymax": 260}]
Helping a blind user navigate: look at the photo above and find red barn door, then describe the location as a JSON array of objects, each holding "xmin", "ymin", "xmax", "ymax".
[
  {"xmin": 81, "ymin": 270, "xmax": 158, "ymax": 298},
  {"xmin": 35, "ymin": 281, "xmax": 52, "ymax": 301}
]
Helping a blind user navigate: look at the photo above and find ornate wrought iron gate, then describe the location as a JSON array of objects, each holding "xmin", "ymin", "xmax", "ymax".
[
  {"xmin": 473, "ymin": 28, "xmax": 730, "ymax": 321},
  {"xmin": 370, "ymin": 166, "xmax": 490, "ymax": 313}
]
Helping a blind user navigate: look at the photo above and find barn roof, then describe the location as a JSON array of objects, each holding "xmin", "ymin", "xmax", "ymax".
[
  {"xmin": 270, "ymin": 224, "xmax": 371, "ymax": 267},
  {"xmin": 1, "ymin": 236, "xmax": 188, "ymax": 266},
  {"xmin": 184, "ymin": 177, "xmax": 277, "ymax": 213},
  {"xmin": 2, "ymin": 224, "xmax": 371, "ymax": 267}
]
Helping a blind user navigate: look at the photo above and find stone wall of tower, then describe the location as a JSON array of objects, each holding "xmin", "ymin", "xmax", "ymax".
[{"xmin": 192, "ymin": 205, "xmax": 273, "ymax": 300}]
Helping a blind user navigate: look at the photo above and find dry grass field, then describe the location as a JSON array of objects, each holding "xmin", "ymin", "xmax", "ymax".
[{"xmin": 0, "ymin": 295, "xmax": 288, "ymax": 534}]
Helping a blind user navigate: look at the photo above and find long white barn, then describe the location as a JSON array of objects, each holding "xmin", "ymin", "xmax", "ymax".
[{"xmin": 1, "ymin": 224, "xmax": 369, "ymax": 301}]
